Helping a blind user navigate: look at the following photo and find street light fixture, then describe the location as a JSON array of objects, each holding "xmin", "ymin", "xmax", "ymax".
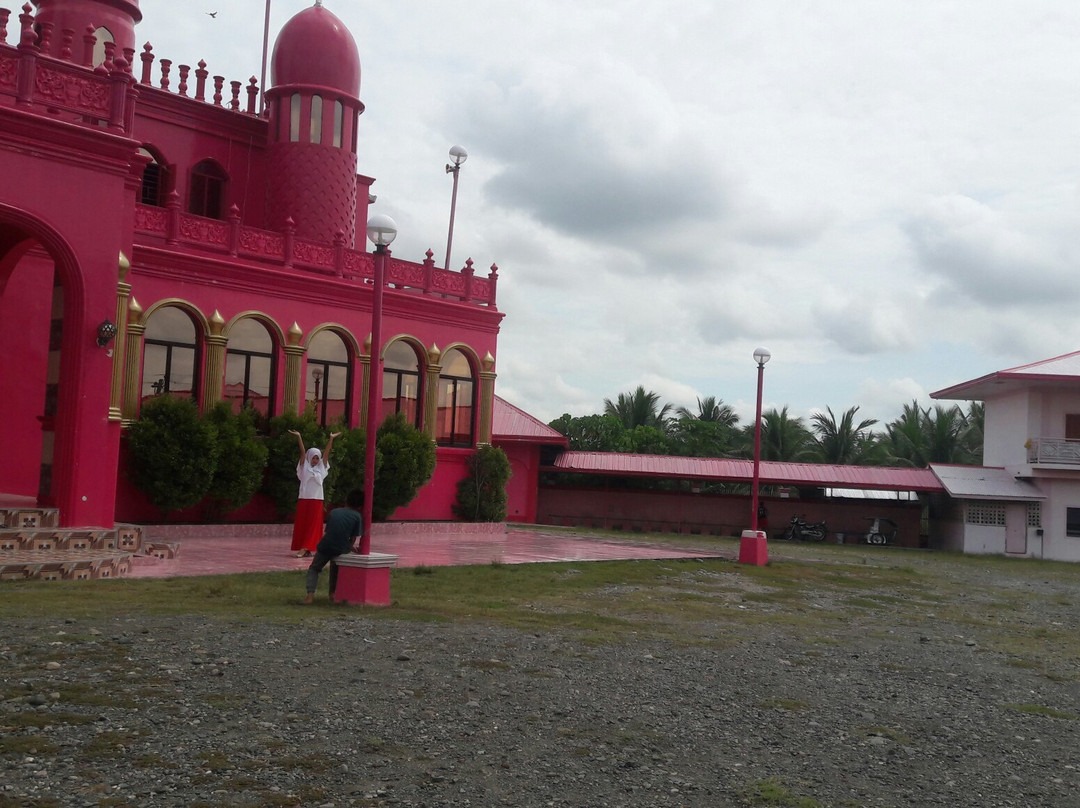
[
  {"xmin": 444, "ymin": 145, "xmax": 467, "ymax": 270},
  {"xmin": 360, "ymin": 213, "xmax": 397, "ymax": 553},
  {"xmin": 740, "ymin": 347, "xmax": 771, "ymax": 565}
]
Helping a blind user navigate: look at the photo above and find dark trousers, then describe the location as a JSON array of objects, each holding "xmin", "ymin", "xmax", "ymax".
[{"xmin": 305, "ymin": 550, "xmax": 341, "ymax": 594}]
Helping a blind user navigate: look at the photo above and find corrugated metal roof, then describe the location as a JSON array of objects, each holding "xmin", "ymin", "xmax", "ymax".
[
  {"xmin": 929, "ymin": 463, "xmax": 1045, "ymax": 501},
  {"xmin": 933, "ymin": 349, "xmax": 1080, "ymax": 401},
  {"xmin": 491, "ymin": 396, "xmax": 569, "ymax": 446},
  {"xmin": 548, "ymin": 451, "xmax": 943, "ymax": 492}
]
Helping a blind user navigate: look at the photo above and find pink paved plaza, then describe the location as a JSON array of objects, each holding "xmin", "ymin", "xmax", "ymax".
[{"xmin": 127, "ymin": 526, "xmax": 722, "ymax": 579}]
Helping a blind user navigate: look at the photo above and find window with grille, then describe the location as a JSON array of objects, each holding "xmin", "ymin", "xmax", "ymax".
[
  {"xmin": 1026, "ymin": 501, "xmax": 1042, "ymax": 528},
  {"xmin": 965, "ymin": 502, "xmax": 1005, "ymax": 526}
]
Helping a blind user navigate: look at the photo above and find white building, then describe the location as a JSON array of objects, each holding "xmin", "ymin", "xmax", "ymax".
[{"xmin": 932, "ymin": 351, "xmax": 1080, "ymax": 561}]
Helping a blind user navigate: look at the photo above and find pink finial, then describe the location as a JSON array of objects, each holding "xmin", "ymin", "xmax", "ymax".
[
  {"xmin": 0, "ymin": 9, "xmax": 10, "ymax": 45},
  {"xmin": 60, "ymin": 28, "xmax": 74, "ymax": 60},
  {"xmin": 102, "ymin": 39, "xmax": 115, "ymax": 71},
  {"xmin": 177, "ymin": 64, "xmax": 189, "ymax": 96},
  {"xmin": 229, "ymin": 80, "xmax": 240, "ymax": 110},
  {"xmin": 140, "ymin": 44, "xmax": 153, "ymax": 84},
  {"xmin": 19, "ymin": 4, "xmax": 36, "ymax": 49},
  {"xmin": 212, "ymin": 75, "xmax": 223, "ymax": 106},
  {"xmin": 489, "ymin": 263, "xmax": 499, "ymax": 279},
  {"xmin": 158, "ymin": 58, "xmax": 171, "ymax": 90},
  {"xmin": 425, "ymin": 249, "xmax": 435, "ymax": 260},
  {"xmin": 195, "ymin": 60, "xmax": 208, "ymax": 101},
  {"xmin": 122, "ymin": 47, "xmax": 135, "ymax": 74},
  {"xmin": 246, "ymin": 77, "xmax": 258, "ymax": 113},
  {"xmin": 38, "ymin": 20, "xmax": 53, "ymax": 53}
]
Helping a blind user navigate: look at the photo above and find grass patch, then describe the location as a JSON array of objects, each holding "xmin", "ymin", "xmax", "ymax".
[
  {"xmin": 1003, "ymin": 703, "xmax": 1080, "ymax": 720},
  {"xmin": 741, "ymin": 777, "xmax": 822, "ymax": 807}
]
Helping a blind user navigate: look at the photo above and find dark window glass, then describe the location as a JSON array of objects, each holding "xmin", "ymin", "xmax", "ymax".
[
  {"xmin": 142, "ymin": 306, "xmax": 198, "ymax": 408},
  {"xmin": 435, "ymin": 348, "xmax": 474, "ymax": 447},
  {"xmin": 382, "ymin": 340, "xmax": 422, "ymax": 428},
  {"xmin": 139, "ymin": 148, "xmax": 165, "ymax": 206},
  {"xmin": 1068, "ymin": 508, "xmax": 1080, "ymax": 538},
  {"xmin": 189, "ymin": 159, "xmax": 227, "ymax": 219},
  {"xmin": 307, "ymin": 330, "xmax": 351, "ymax": 427},
  {"xmin": 224, "ymin": 319, "xmax": 275, "ymax": 417}
]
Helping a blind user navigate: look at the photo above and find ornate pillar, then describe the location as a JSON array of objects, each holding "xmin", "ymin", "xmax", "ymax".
[
  {"xmin": 120, "ymin": 297, "xmax": 144, "ymax": 423},
  {"xmin": 108, "ymin": 251, "xmax": 132, "ymax": 421},
  {"xmin": 477, "ymin": 351, "xmax": 497, "ymax": 445},
  {"xmin": 282, "ymin": 322, "xmax": 305, "ymax": 415},
  {"xmin": 423, "ymin": 343, "xmax": 442, "ymax": 441},
  {"xmin": 359, "ymin": 332, "xmax": 372, "ymax": 429},
  {"xmin": 201, "ymin": 310, "xmax": 227, "ymax": 412}
]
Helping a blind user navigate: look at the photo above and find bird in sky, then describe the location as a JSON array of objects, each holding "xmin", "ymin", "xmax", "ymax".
[{"xmin": 206, "ymin": 11, "xmax": 218, "ymax": 18}]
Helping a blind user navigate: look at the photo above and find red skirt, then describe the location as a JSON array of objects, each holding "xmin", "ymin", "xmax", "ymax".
[{"xmin": 291, "ymin": 498, "xmax": 325, "ymax": 552}]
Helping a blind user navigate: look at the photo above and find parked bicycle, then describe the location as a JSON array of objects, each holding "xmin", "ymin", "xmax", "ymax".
[{"xmin": 779, "ymin": 515, "xmax": 828, "ymax": 542}]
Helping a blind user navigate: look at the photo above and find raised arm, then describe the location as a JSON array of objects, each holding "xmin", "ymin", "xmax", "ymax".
[
  {"xmin": 322, "ymin": 431, "xmax": 342, "ymax": 458},
  {"xmin": 287, "ymin": 429, "xmax": 306, "ymax": 460}
]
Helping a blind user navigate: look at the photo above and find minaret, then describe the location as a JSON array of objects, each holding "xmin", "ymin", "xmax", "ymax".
[
  {"xmin": 33, "ymin": 0, "xmax": 142, "ymax": 62},
  {"xmin": 265, "ymin": 1, "xmax": 363, "ymax": 246}
]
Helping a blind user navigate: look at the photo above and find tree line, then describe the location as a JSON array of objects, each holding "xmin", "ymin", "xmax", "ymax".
[{"xmin": 549, "ymin": 387, "xmax": 984, "ymax": 468}]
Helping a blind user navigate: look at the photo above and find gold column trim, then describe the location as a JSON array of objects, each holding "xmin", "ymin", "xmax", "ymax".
[
  {"xmin": 359, "ymin": 334, "xmax": 372, "ymax": 430},
  {"xmin": 423, "ymin": 343, "xmax": 443, "ymax": 442},
  {"xmin": 478, "ymin": 352, "xmax": 497, "ymax": 445},
  {"xmin": 283, "ymin": 344, "xmax": 306, "ymax": 416},
  {"xmin": 120, "ymin": 297, "xmax": 144, "ymax": 423},
  {"xmin": 108, "ymin": 278, "xmax": 131, "ymax": 421}
]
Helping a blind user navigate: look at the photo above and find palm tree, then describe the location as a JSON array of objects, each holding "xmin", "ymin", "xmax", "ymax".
[
  {"xmin": 810, "ymin": 405, "xmax": 881, "ymax": 465},
  {"xmin": 676, "ymin": 396, "xmax": 740, "ymax": 429},
  {"xmin": 603, "ymin": 386, "xmax": 672, "ymax": 432},
  {"xmin": 884, "ymin": 400, "xmax": 976, "ymax": 467},
  {"xmin": 737, "ymin": 406, "xmax": 815, "ymax": 461}
]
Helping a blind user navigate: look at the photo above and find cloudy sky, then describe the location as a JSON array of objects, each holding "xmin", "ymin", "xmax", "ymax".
[{"xmin": 136, "ymin": 0, "xmax": 1080, "ymax": 429}]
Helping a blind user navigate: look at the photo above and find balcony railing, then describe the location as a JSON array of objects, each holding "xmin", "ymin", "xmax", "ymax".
[
  {"xmin": 1027, "ymin": 438, "xmax": 1080, "ymax": 466},
  {"xmin": 133, "ymin": 201, "xmax": 499, "ymax": 308}
]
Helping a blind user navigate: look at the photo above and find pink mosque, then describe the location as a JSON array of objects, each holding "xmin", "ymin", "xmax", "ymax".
[{"xmin": 0, "ymin": 0, "xmax": 556, "ymax": 532}]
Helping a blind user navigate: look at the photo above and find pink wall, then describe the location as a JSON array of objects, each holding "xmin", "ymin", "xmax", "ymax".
[
  {"xmin": 538, "ymin": 487, "xmax": 924, "ymax": 547},
  {"xmin": 500, "ymin": 442, "xmax": 541, "ymax": 523}
]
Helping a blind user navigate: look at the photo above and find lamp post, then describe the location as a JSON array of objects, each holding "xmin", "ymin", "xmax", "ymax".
[
  {"xmin": 361, "ymin": 213, "xmax": 397, "ymax": 554},
  {"xmin": 740, "ymin": 346, "xmax": 771, "ymax": 565},
  {"xmin": 443, "ymin": 145, "xmax": 467, "ymax": 270}
]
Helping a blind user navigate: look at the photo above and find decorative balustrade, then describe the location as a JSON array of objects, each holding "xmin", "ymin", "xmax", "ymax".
[
  {"xmin": 0, "ymin": 4, "xmax": 260, "ymax": 129},
  {"xmin": 0, "ymin": 4, "xmax": 133, "ymax": 131},
  {"xmin": 133, "ymin": 202, "xmax": 499, "ymax": 308},
  {"xmin": 1027, "ymin": 438, "xmax": 1080, "ymax": 466}
]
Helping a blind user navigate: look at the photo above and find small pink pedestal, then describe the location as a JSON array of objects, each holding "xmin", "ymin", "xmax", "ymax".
[
  {"xmin": 738, "ymin": 529, "xmax": 769, "ymax": 566},
  {"xmin": 330, "ymin": 552, "xmax": 399, "ymax": 606}
]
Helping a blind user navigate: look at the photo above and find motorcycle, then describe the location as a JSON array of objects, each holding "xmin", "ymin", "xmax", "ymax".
[{"xmin": 779, "ymin": 515, "xmax": 828, "ymax": 542}]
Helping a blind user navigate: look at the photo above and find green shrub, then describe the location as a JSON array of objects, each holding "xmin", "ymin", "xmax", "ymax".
[
  {"xmin": 372, "ymin": 414, "xmax": 436, "ymax": 521},
  {"xmin": 323, "ymin": 424, "xmax": 368, "ymax": 507},
  {"xmin": 126, "ymin": 396, "xmax": 218, "ymax": 517},
  {"xmin": 454, "ymin": 444, "xmax": 512, "ymax": 522},
  {"xmin": 203, "ymin": 403, "xmax": 268, "ymax": 517}
]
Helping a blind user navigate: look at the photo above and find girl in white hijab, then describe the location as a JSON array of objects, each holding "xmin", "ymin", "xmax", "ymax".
[{"xmin": 287, "ymin": 429, "xmax": 340, "ymax": 557}]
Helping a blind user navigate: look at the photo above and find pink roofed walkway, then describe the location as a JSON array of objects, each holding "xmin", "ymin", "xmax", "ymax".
[{"xmin": 127, "ymin": 524, "xmax": 721, "ymax": 579}]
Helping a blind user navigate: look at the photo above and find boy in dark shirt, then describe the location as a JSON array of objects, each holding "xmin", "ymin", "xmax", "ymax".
[{"xmin": 303, "ymin": 489, "xmax": 364, "ymax": 604}]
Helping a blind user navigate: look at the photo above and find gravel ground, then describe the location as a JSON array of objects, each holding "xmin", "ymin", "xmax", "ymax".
[{"xmin": 3, "ymin": 557, "xmax": 1080, "ymax": 808}]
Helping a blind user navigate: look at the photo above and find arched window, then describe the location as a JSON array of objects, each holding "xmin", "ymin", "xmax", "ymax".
[
  {"xmin": 188, "ymin": 159, "xmax": 227, "ymax": 219},
  {"xmin": 436, "ymin": 348, "xmax": 474, "ymax": 446},
  {"xmin": 142, "ymin": 306, "xmax": 198, "ymax": 408},
  {"xmin": 382, "ymin": 341, "xmax": 422, "ymax": 427},
  {"xmin": 91, "ymin": 26, "xmax": 113, "ymax": 68},
  {"xmin": 224, "ymin": 319, "xmax": 276, "ymax": 417},
  {"xmin": 307, "ymin": 330, "xmax": 351, "ymax": 427},
  {"xmin": 289, "ymin": 93, "xmax": 301, "ymax": 142},
  {"xmin": 138, "ymin": 147, "xmax": 166, "ymax": 206},
  {"xmin": 310, "ymin": 94, "xmax": 323, "ymax": 144}
]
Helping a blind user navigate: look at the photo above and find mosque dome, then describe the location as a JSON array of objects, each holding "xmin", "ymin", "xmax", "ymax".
[{"xmin": 270, "ymin": 2, "xmax": 360, "ymax": 97}]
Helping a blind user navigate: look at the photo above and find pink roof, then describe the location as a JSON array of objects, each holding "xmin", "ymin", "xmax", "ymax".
[
  {"xmin": 548, "ymin": 452, "xmax": 943, "ymax": 492},
  {"xmin": 492, "ymin": 397, "xmax": 569, "ymax": 446},
  {"xmin": 933, "ymin": 349, "xmax": 1080, "ymax": 400}
]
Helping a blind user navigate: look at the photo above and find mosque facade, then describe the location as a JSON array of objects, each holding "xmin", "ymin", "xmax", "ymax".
[{"xmin": 0, "ymin": 0, "xmax": 508, "ymax": 527}]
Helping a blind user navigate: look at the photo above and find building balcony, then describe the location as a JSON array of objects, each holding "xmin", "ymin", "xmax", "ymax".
[{"xmin": 1027, "ymin": 438, "xmax": 1080, "ymax": 468}]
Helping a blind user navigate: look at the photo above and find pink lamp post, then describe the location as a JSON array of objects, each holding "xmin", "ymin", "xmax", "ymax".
[
  {"xmin": 360, "ymin": 213, "xmax": 397, "ymax": 551},
  {"xmin": 331, "ymin": 214, "xmax": 400, "ymax": 607},
  {"xmin": 740, "ymin": 346, "xmax": 771, "ymax": 565},
  {"xmin": 444, "ymin": 145, "xmax": 467, "ymax": 270}
]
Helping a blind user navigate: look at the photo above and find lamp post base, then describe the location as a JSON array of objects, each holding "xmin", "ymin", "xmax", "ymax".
[
  {"xmin": 330, "ymin": 552, "xmax": 398, "ymax": 606},
  {"xmin": 738, "ymin": 530, "xmax": 769, "ymax": 566}
]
